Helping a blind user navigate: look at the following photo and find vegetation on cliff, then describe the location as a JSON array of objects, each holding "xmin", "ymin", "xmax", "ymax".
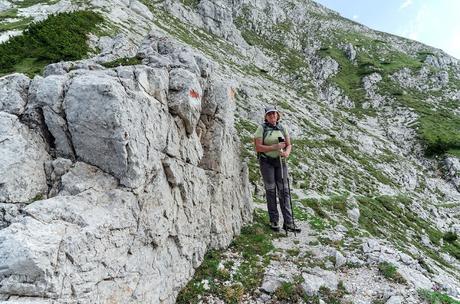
[{"xmin": 0, "ymin": 10, "xmax": 103, "ymax": 76}]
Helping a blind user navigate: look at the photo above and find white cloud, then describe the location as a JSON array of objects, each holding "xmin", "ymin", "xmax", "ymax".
[
  {"xmin": 399, "ymin": 0, "xmax": 413, "ymax": 10},
  {"xmin": 353, "ymin": 14, "xmax": 359, "ymax": 20}
]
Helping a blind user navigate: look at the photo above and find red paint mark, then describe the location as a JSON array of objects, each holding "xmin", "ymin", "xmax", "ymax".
[
  {"xmin": 189, "ymin": 89, "xmax": 200, "ymax": 99},
  {"xmin": 228, "ymin": 87, "xmax": 236, "ymax": 100}
]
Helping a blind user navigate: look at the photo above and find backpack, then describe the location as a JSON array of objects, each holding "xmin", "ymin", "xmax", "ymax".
[{"xmin": 258, "ymin": 122, "xmax": 287, "ymax": 159}]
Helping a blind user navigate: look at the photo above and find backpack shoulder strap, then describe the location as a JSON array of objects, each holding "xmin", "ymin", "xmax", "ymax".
[
  {"xmin": 262, "ymin": 122, "xmax": 270, "ymax": 145},
  {"xmin": 277, "ymin": 123, "xmax": 286, "ymax": 137}
]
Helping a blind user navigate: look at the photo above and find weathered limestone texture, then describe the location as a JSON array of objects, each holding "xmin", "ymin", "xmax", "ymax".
[
  {"xmin": 0, "ymin": 33, "xmax": 252, "ymax": 303},
  {"xmin": 0, "ymin": 112, "xmax": 50, "ymax": 204}
]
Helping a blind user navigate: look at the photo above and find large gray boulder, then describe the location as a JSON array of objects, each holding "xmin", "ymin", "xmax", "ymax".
[
  {"xmin": 63, "ymin": 69, "xmax": 151, "ymax": 188},
  {"xmin": 0, "ymin": 189, "xmax": 139, "ymax": 300}
]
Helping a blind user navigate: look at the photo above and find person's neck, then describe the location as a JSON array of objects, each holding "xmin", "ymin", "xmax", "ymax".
[{"xmin": 266, "ymin": 121, "xmax": 277, "ymax": 127}]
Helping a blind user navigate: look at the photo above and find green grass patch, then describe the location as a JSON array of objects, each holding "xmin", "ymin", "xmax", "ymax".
[
  {"xmin": 272, "ymin": 278, "xmax": 347, "ymax": 303},
  {"xmin": 418, "ymin": 289, "xmax": 460, "ymax": 304},
  {"xmin": 0, "ymin": 8, "xmax": 18, "ymax": 20},
  {"xmin": 318, "ymin": 46, "xmax": 367, "ymax": 104},
  {"xmin": 0, "ymin": 10, "xmax": 103, "ymax": 77},
  {"xmin": 10, "ymin": 0, "xmax": 60, "ymax": 8},
  {"xmin": 318, "ymin": 285, "xmax": 348, "ymax": 304},
  {"xmin": 394, "ymin": 89, "xmax": 460, "ymax": 156},
  {"xmin": 274, "ymin": 281, "xmax": 306, "ymax": 302},
  {"xmin": 101, "ymin": 56, "xmax": 142, "ymax": 68},
  {"xmin": 316, "ymin": 29, "xmax": 424, "ymax": 114},
  {"xmin": 296, "ymin": 198, "xmax": 336, "ymax": 231},
  {"xmin": 272, "ymin": 20, "xmax": 292, "ymax": 33},
  {"xmin": 443, "ymin": 241, "xmax": 460, "ymax": 260},
  {"xmin": 300, "ymin": 194, "xmax": 348, "ymax": 217},
  {"xmin": 30, "ymin": 193, "xmax": 44, "ymax": 202},
  {"xmin": 180, "ymin": 0, "xmax": 200, "ymax": 9},
  {"xmin": 378, "ymin": 262, "xmax": 406, "ymax": 284},
  {"xmin": 12, "ymin": 57, "xmax": 43, "ymax": 75},
  {"xmin": 278, "ymin": 100, "xmax": 295, "ymax": 112},
  {"xmin": 357, "ymin": 195, "xmax": 434, "ymax": 240},
  {"xmin": 306, "ymin": 137, "xmax": 394, "ymax": 186},
  {"xmin": 176, "ymin": 250, "xmax": 222, "ymax": 304},
  {"xmin": 177, "ymin": 209, "xmax": 275, "ymax": 303},
  {"xmin": 357, "ymin": 194, "xmax": 460, "ymax": 269},
  {"xmin": 447, "ymin": 149, "xmax": 460, "ymax": 157},
  {"xmin": 286, "ymin": 248, "xmax": 300, "ymax": 257},
  {"xmin": 318, "ymin": 40, "xmax": 422, "ymax": 109},
  {"xmin": 376, "ymin": 69, "xmax": 460, "ymax": 157},
  {"xmin": 0, "ymin": 16, "xmax": 33, "ymax": 32},
  {"xmin": 417, "ymin": 110, "xmax": 460, "ymax": 156}
]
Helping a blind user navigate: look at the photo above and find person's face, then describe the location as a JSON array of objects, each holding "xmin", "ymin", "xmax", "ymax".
[{"xmin": 266, "ymin": 111, "xmax": 278, "ymax": 124}]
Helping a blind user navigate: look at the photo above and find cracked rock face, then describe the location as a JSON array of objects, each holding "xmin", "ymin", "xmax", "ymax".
[
  {"xmin": 0, "ymin": 112, "xmax": 50, "ymax": 203},
  {"xmin": 0, "ymin": 33, "xmax": 252, "ymax": 303}
]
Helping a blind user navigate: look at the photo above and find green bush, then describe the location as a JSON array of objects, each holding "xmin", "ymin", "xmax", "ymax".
[
  {"xmin": 0, "ymin": 10, "xmax": 103, "ymax": 77},
  {"xmin": 443, "ymin": 232, "xmax": 458, "ymax": 243},
  {"xmin": 378, "ymin": 262, "xmax": 406, "ymax": 284},
  {"xmin": 274, "ymin": 282, "xmax": 305, "ymax": 302}
]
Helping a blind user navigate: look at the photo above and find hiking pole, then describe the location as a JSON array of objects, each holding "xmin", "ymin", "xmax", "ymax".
[
  {"xmin": 279, "ymin": 154, "xmax": 288, "ymax": 236},
  {"xmin": 278, "ymin": 137, "xmax": 296, "ymax": 236},
  {"xmin": 277, "ymin": 137, "xmax": 287, "ymax": 235},
  {"xmin": 286, "ymin": 173, "xmax": 296, "ymax": 237}
]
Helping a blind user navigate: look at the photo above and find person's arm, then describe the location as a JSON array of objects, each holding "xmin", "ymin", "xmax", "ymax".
[
  {"xmin": 254, "ymin": 138, "xmax": 286, "ymax": 153},
  {"xmin": 280, "ymin": 136, "xmax": 291, "ymax": 158}
]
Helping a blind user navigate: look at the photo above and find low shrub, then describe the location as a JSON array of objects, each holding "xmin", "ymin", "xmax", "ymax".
[
  {"xmin": 0, "ymin": 10, "xmax": 103, "ymax": 76},
  {"xmin": 378, "ymin": 262, "xmax": 406, "ymax": 284},
  {"xmin": 443, "ymin": 232, "xmax": 458, "ymax": 243}
]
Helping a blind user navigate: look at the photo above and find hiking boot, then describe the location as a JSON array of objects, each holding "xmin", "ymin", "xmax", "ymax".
[
  {"xmin": 283, "ymin": 222, "xmax": 301, "ymax": 233},
  {"xmin": 270, "ymin": 221, "xmax": 280, "ymax": 232}
]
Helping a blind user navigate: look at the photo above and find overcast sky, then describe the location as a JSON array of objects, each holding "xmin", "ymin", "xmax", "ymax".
[{"xmin": 313, "ymin": 0, "xmax": 460, "ymax": 59}]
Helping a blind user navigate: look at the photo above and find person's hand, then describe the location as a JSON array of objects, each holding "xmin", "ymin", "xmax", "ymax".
[
  {"xmin": 280, "ymin": 150, "xmax": 290, "ymax": 158},
  {"xmin": 274, "ymin": 142, "xmax": 286, "ymax": 150}
]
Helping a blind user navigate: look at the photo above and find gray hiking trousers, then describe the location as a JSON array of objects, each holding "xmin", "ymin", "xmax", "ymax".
[{"xmin": 259, "ymin": 156, "xmax": 293, "ymax": 225}]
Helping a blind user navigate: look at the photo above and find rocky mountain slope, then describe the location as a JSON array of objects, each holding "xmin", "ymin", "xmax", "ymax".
[{"xmin": 0, "ymin": 0, "xmax": 459, "ymax": 303}]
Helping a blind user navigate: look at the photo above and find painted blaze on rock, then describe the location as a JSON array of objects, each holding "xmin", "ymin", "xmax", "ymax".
[{"xmin": 169, "ymin": 68, "xmax": 203, "ymax": 135}]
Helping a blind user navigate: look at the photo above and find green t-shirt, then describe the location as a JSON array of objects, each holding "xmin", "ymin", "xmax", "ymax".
[{"xmin": 254, "ymin": 124, "xmax": 289, "ymax": 158}]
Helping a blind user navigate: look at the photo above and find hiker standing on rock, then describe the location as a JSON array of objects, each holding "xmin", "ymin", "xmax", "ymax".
[{"xmin": 254, "ymin": 106, "xmax": 301, "ymax": 233}]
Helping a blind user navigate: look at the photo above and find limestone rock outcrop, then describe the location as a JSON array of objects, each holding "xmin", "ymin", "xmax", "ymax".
[{"xmin": 0, "ymin": 33, "xmax": 252, "ymax": 303}]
